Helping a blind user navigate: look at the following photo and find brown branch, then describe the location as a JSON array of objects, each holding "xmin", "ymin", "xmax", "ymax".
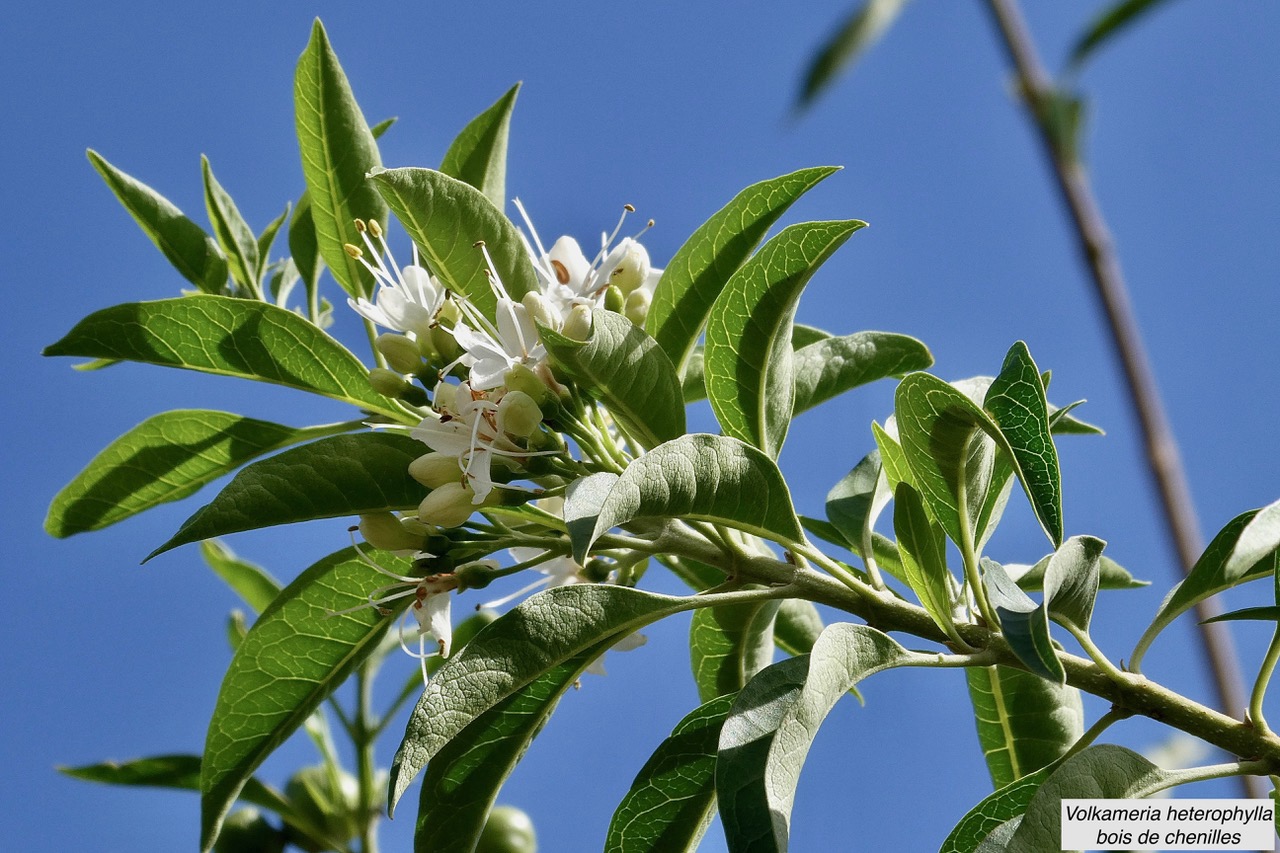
[{"xmin": 982, "ymin": 0, "xmax": 1258, "ymax": 798}]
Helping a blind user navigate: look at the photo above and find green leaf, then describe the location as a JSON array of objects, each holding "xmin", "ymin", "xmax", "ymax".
[
  {"xmin": 871, "ymin": 421, "xmax": 913, "ymax": 491},
  {"xmin": 43, "ymin": 295, "xmax": 399, "ymax": 416},
  {"xmin": 893, "ymin": 481, "xmax": 962, "ymax": 642},
  {"xmin": 1069, "ymin": 0, "xmax": 1177, "ymax": 70},
  {"xmin": 680, "ymin": 324, "xmax": 855, "ymax": 406},
  {"xmin": 790, "ymin": 323, "xmax": 831, "ymax": 348},
  {"xmin": 706, "ymin": 220, "xmax": 866, "ymax": 458},
  {"xmin": 439, "ymin": 83, "xmax": 520, "ymax": 211},
  {"xmin": 200, "ymin": 545, "xmax": 412, "ymax": 851},
  {"xmin": 798, "ymin": 515, "xmax": 907, "ymax": 585},
  {"xmin": 569, "ymin": 434, "xmax": 804, "ymax": 564},
  {"xmin": 1001, "ymin": 746, "xmax": 1172, "ymax": 851},
  {"xmin": 201, "ymin": 540, "xmax": 282, "ymax": 615},
  {"xmin": 1043, "ymin": 535, "xmax": 1106, "ymax": 634},
  {"xmin": 415, "ymin": 647, "xmax": 599, "ymax": 853},
  {"xmin": 87, "ymin": 149, "xmax": 227, "ymax": 293},
  {"xmin": 826, "ymin": 450, "xmax": 890, "ymax": 565},
  {"xmin": 983, "ymin": 559, "xmax": 1065, "ymax": 683},
  {"xmin": 1224, "ymin": 497, "xmax": 1280, "ymax": 579},
  {"xmin": 647, "ymin": 167, "xmax": 841, "ymax": 376},
  {"xmin": 1131, "ymin": 507, "xmax": 1280, "ymax": 670},
  {"xmin": 389, "ymin": 585, "xmax": 750, "ymax": 812},
  {"xmin": 60, "ymin": 755, "xmax": 289, "ymax": 814},
  {"xmin": 1013, "ymin": 554, "xmax": 1146, "ymax": 591},
  {"xmin": 255, "ymin": 204, "xmax": 291, "ymax": 281},
  {"xmin": 371, "ymin": 167, "xmax": 538, "ymax": 319},
  {"xmin": 965, "ymin": 666, "xmax": 1082, "ymax": 789},
  {"xmin": 984, "ymin": 342, "xmax": 1063, "ymax": 546},
  {"xmin": 294, "ymin": 19, "xmax": 386, "ymax": 298},
  {"xmin": 939, "ymin": 764, "xmax": 1056, "ymax": 853},
  {"xmin": 148, "ymin": 432, "xmax": 426, "ymax": 560},
  {"xmin": 201, "ymin": 156, "xmax": 260, "ymax": 294},
  {"xmin": 45, "ymin": 411, "xmax": 357, "ymax": 537},
  {"xmin": 288, "ymin": 191, "xmax": 323, "ymax": 310},
  {"xmin": 1204, "ymin": 606, "xmax": 1280, "ymax": 624},
  {"xmin": 605, "ymin": 695, "xmax": 735, "ymax": 853},
  {"xmin": 796, "ymin": 0, "xmax": 909, "ymax": 109},
  {"xmin": 717, "ymin": 624, "xmax": 923, "ymax": 853},
  {"xmin": 540, "ymin": 308, "xmax": 685, "ymax": 449},
  {"xmin": 690, "ymin": 600, "xmax": 781, "ymax": 703},
  {"xmin": 1047, "ymin": 400, "xmax": 1104, "ymax": 436},
  {"xmin": 792, "ymin": 331, "xmax": 932, "ymax": 415},
  {"xmin": 773, "ymin": 599, "xmax": 824, "ymax": 658}
]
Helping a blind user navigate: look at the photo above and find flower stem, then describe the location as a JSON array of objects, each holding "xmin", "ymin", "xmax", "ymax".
[{"xmin": 354, "ymin": 664, "xmax": 380, "ymax": 853}]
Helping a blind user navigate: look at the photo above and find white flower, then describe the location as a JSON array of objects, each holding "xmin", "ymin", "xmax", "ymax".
[
  {"xmin": 345, "ymin": 219, "xmax": 445, "ymax": 340},
  {"xmin": 450, "ymin": 297, "xmax": 545, "ymax": 391}
]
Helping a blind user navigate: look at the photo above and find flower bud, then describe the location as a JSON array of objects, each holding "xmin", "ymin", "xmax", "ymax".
[
  {"xmin": 369, "ymin": 368, "xmax": 427, "ymax": 405},
  {"xmin": 604, "ymin": 284, "xmax": 625, "ymax": 313},
  {"xmin": 605, "ymin": 239, "xmax": 651, "ymax": 295},
  {"xmin": 455, "ymin": 560, "xmax": 500, "ymax": 591},
  {"xmin": 624, "ymin": 287, "xmax": 651, "ymax": 327},
  {"xmin": 431, "ymin": 324, "xmax": 465, "ymax": 369},
  {"xmin": 375, "ymin": 333, "xmax": 425, "ymax": 375},
  {"xmin": 497, "ymin": 391, "xmax": 543, "ymax": 438},
  {"xmin": 521, "ymin": 291, "xmax": 560, "ymax": 332},
  {"xmin": 213, "ymin": 808, "xmax": 285, "ymax": 853},
  {"xmin": 408, "ymin": 452, "xmax": 461, "ymax": 489},
  {"xmin": 503, "ymin": 363, "xmax": 554, "ymax": 407},
  {"xmin": 477, "ymin": 805, "xmax": 538, "ymax": 853},
  {"xmin": 432, "ymin": 380, "xmax": 458, "ymax": 411},
  {"xmin": 418, "ymin": 482, "xmax": 477, "ymax": 528},
  {"xmin": 358, "ymin": 512, "xmax": 424, "ymax": 552},
  {"xmin": 561, "ymin": 304, "xmax": 593, "ymax": 342}
]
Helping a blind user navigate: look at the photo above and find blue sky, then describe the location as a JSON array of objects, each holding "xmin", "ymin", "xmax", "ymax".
[{"xmin": 5, "ymin": 2, "xmax": 1279, "ymax": 850}]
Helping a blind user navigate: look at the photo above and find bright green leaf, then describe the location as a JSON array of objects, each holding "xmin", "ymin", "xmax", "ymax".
[
  {"xmin": 1043, "ymin": 535, "xmax": 1106, "ymax": 634},
  {"xmin": 984, "ymin": 342, "xmax": 1063, "ymax": 546},
  {"xmin": 983, "ymin": 559, "xmax": 1065, "ymax": 683},
  {"xmin": 798, "ymin": 515, "xmax": 906, "ymax": 585},
  {"xmin": 570, "ymin": 434, "xmax": 804, "ymax": 564},
  {"xmin": 201, "ymin": 156, "xmax": 260, "ymax": 294},
  {"xmin": 147, "ymin": 432, "xmax": 426, "ymax": 560},
  {"xmin": 965, "ymin": 666, "xmax": 1082, "ymax": 789},
  {"xmin": 939, "ymin": 764, "xmax": 1056, "ymax": 853},
  {"xmin": 1224, "ymin": 498, "xmax": 1280, "ymax": 579},
  {"xmin": 87, "ymin": 149, "xmax": 227, "ymax": 293},
  {"xmin": 690, "ymin": 600, "xmax": 781, "ymax": 703},
  {"xmin": 440, "ymin": 83, "xmax": 520, "ymax": 210},
  {"xmin": 1014, "ymin": 554, "xmax": 1146, "ymax": 591},
  {"xmin": 1069, "ymin": 0, "xmax": 1177, "ymax": 70},
  {"xmin": 294, "ymin": 19, "xmax": 386, "ymax": 298},
  {"xmin": 200, "ymin": 546, "xmax": 412, "ymax": 851},
  {"xmin": 43, "ymin": 296, "xmax": 401, "ymax": 416},
  {"xmin": 706, "ymin": 220, "xmax": 866, "ymax": 458},
  {"xmin": 647, "ymin": 167, "xmax": 841, "ymax": 376},
  {"xmin": 45, "ymin": 411, "xmax": 358, "ymax": 538},
  {"xmin": 255, "ymin": 204, "xmax": 291, "ymax": 282},
  {"xmin": 825, "ymin": 450, "xmax": 891, "ymax": 571},
  {"xmin": 201, "ymin": 540, "xmax": 283, "ymax": 615},
  {"xmin": 540, "ymin": 308, "xmax": 685, "ymax": 449},
  {"xmin": 893, "ymin": 481, "xmax": 962, "ymax": 643},
  {"xmin": 793, "ymin": 331, "xmax": 932, "ymax": 415},
  {"xmin": 796, "ymin": 0, "xmax": 909, "ymax": 109},
  {"xmin": 605, "ymin": 694, "xmax": 735, "ymax": 853},
  {"xmin": 371, "ymin": 167, "xmax": 538, "ymax": 319}
]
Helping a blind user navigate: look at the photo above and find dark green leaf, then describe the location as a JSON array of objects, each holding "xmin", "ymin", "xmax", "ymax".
[
  {"xmin": 371, "ymin": 167, "xmax": 538, "ymax": 319},
  {"xmin": 200, "ymin": 546, "xmax": 412, "ymax": 851},
  {"xmin": 439, "ymin": 83, "xmax": 520, "ymax": 210},
  {"xmin": 773, "ymin": 599, "xmax": 823, "ymax": 658},
  {"xmin": 647, "ymin": 167, "xmax": 840, "ymax": 376},
  {"xmin": 61, "ymin": 755, "xmax": 288, "ymax": 813},
  {"xmin": 1043, "ymin": 535, "xmax": 1106, "ymax": 634},
  {"xmin": 984, "ymin": 342, "xmax": 1063, "ymax": 546},
  {"xmin": 796, "ymin": 0, "xmax": 909, "ymax": 109},
  {"xmin": 148, "ymin": 432, "xmax": 426, "ymax": 559},
  {"xmin": 826, "ymin": 450, "xmax": 890, "ymax": 566},
  {"xmin": 706, "ymin": 220, "xmax": 866, "ymax": 458},
  {"xmin": 294, "ymin": 19, "xmax": 386, "ymax": 298},
  {"xmin": 893, "ymin": 481, "xmax": 961, "ymax": 641},
  {"xmin": 939, "ymin": 764, "xmax": 1055, "ymax": 853},
  {"xmin": 1132, "ymin": 508, "xmax": 1280, "ymax": 670},
  {"xmin": 201, "ymin": 540, "xmax": 283, "ymax": 615},
  {"xmin": 690, "ymin": 600, "xmax": 781, "ymax": 703},
  {"xmin": 792, "ymin": 331, "xmax": 932, "ymax": 415},
  {"xmin": 1203, "ymin": 606, "xmax": 1280, "ymax": 624},
  {"xmin": 45, "ymin": 410, "xmax": 358, "ymax": 537},
  {"xmin": 965, "ymin": 666, "xmax": 1082, "ymax": 788},
  {"xmin": 540, "ymin": 308, "xmax": 685, "ymax": 449},
  {"xmin": 790, "ymin": 323, "xmax": 831, "ymax": 348},
  {"xmin": 983, "ymin": 559, "xmax": 1065, "ymax": 683},
  {"xmin": 87, "ymin": 149, "xmax": 226, "ymax": 293},
  {"xmin": 201, "ymin": 156, "xmax": 260, "ymax": 294},
  {"xmin": 1069, "ymin": 0, "xmax": 1178, "ymax": 70},
  {"xmin": 1014, "ymin": 554, "xmax": 1146, "ymax": 591},
  {"xmin": 415, "ymin": 647, "xmax": 598, "ymax": 853},
  {"xmin": 288, "ymin": 191, "xmax": 323, "ymax": 311},
  {"xmin": 605, "ymin": 695, "xmax": 735, "ymax": 853},
  {"xmin": 43, "ymin": 296, "xmax": 401, "ymax": 416},
  {"xmin": 256, "ymin": 205, "xmax": 291, "ymax": 281},
  {"xmin": 569, "ymin": 434, "xmax": 804, "ymax": 564}
]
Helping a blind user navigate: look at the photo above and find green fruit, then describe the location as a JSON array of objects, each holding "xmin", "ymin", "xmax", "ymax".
[
  {"xmin": 476, "ymin": 805, "xmax": 537, "ymax": 853},
  {"xmin": 283, "ymin": 766, "xmax": 360, "ymax": 848},
  {"xmin": 213, "ymin": 808, "xmax": 285, "ymax": 853}
]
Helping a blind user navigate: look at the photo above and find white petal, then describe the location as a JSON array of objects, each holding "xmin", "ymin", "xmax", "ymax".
[
  {"xmin": 411, "ymin": 418, "xmax": 473, "ymax": 456},
  {"xmin": 548, "ymin": 236, "xmax": 591, "ymax": 289}
]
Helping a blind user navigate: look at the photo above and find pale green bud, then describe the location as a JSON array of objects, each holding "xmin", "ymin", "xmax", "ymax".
[
  {"xmin": 431, "ymin": 324, "xmax": 465, "ymax": 368},
  {"xmin": 604, "ymin": 284, "xmax": 625, "ymax": 313},
  {"xmin": 503, "ymin": 363, "xmax": 554, "ymax": 406},
  {"xmin": 497, "ymin": 390, "xmax": 543, "ymax": 438},
  {"xmin": 624, "ymin": 288, "xmax": 651, "ymax": 326},
  {"xmin": 521, "ymin": 291, "xmax": 559, "ymax": 331},
  {"xmin": 369, "ymin": 367, "xmax": 411, "ymax": 397},
  {"xmin": 408, "ymin": 452, "xmax": 461, "ymax": 489},
  {"xmin": 375, "ymin": 333, "xmax": 425, "ymax": 374},
  {"xmin": 433, "ymin": 380, "xmax": 458, "ymax": 412},
  {"xmin": 607, "ymin": 241, "xmax": 651, "ymax": 295},
  {"xmin": 358, "ymin": 512, "xmax": 424, "ymax": 552},
  {"xmin": 561, "ymin": 304, "xmax": 593, "ymax": 342},
  {"xmin": 418, "ymin": 482, "xmax": 476, "ymax": 528}
]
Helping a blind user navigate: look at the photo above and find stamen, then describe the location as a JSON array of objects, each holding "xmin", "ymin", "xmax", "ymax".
[
  {"xmin": 343, "ymin": 243, "xmax": 364, "ymax": 259},
  {"xmin": 513, "ymin": 198, "xmax": 548, "ymax": 260},
  {"xmin": 478, "ymin": 575, "xmax": 551, "ymax": 610}
]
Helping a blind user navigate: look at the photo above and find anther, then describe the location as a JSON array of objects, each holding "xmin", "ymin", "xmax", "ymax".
[
  {"xmin": 368, "ymin": 219, "xmax": 383, "ymax": 238},
  {"xmin": 354, "ymin": 218, "xmax": 367, "ymax": 232},
  {"xmin": 343, "ymin": 243, "xmax": 364, "ymax": 259}
]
